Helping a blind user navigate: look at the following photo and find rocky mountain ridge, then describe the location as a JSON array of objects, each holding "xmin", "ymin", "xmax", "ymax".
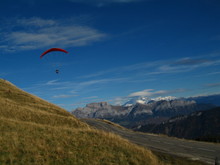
[{"xmin": 72, "ymin": 98, "xmax": 215, "ymax": 128}]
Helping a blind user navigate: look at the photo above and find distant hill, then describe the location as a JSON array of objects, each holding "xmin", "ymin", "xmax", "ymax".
[
  {"xmin": 0, "ymin": 79, "xmax": 162, "ymax": 165},
  {"xmin": 136, "ymin": 107, "xmax": 220, "ymax": 142}
]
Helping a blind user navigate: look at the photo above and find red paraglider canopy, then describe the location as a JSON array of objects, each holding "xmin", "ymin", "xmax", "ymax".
[{"xmin": 40, "ymin": 48, "xmax": 68, "ymax": 58}]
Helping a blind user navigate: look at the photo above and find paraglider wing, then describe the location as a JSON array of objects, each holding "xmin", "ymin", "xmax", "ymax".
[{"xmin": 40, "ymin": 48, "xmax": 68, "ymax": 58}]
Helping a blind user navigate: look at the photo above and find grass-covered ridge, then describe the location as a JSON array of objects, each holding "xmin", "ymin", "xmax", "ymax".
[
  {"xmin": 0, "ymin": 79, "xmax": 162, "ymax": 165},
  {"xmin": 0, "ymin": 117, "xmax": 161, "ymax": 165},
  {"xmin": 0, "ymin": 79, "xmax": 87, "ymax": 128}
]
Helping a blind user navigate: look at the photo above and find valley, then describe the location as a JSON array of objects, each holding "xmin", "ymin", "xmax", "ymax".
[{"xmin": 82, "ymin": 118, "xmax": 220, "ymax": 165}]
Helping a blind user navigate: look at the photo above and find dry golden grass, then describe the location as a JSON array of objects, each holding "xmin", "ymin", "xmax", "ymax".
[
  {"xmin": 101, "ymin": 119, "xmax": 128, "ymax": 130},
  {"xmin": 0, "ymin": 79, "xmax": 163, "ymax": 165},
  {"xmin": 0, "ymin": 79, "xmax": 87, "ymax": 129},
  {"xmin": 0, "ymin": 79, "xmax": 70, "ymax": 116},
  {"xmin": 0, "ymin": 117, "xmax": 163, "ymax": 165}
]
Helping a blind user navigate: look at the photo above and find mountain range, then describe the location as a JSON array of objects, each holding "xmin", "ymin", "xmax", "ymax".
[
  {"xmin": 136, "ymin": 106, "xmax": 220, "ymax": 142},
  {"xmin": 72, "ymin": 95, "xmax": 217, "ymax": 128},
  {"xmin": 123, "ymin": 96, "xmax": 177, "ymax": 106},
  {"xmin": 123, "ymin": 95, "xmax": 220, "ymax": 106},
  {"xmin": 72, "ymin": 94, "xmax": 220, "ymax": 142}
]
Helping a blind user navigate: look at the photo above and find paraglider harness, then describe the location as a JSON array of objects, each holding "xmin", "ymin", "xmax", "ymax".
[{"xmin": 40, "ymin": 48, "xmax": 68, "ymax": 75}]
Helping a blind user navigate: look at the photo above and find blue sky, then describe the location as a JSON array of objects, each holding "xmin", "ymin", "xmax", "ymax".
[{"xmin": 0, "ymin": 0, "xmax": 220, "ymax": 110}]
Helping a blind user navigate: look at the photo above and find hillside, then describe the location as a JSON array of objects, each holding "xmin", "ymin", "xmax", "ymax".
[
  {"xmin": 137, "ymin": 107, "xmax": 220, "ymax": 142},
  {"xmin": 0, "ymin": 79, "xmax": 162, "ymax": 165},
  {"xmin": 0, "ymin": 79, "xmax": 87, "ymax": 128}
]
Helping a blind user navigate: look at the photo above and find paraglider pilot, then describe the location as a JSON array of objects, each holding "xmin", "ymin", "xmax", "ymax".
[{"xmin": 40, "ymin": 48, "xmax": 69, "ymax": 75}]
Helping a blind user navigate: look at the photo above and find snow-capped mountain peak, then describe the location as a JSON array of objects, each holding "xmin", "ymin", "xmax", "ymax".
[
  {"xmin": 123, "ymin": 96, "xmax": 177, "ymax": 106},
  {"xmin": 123, "ymin": 96, "xmax": 150, "ymax": 106},
  {"xmin": 150, "ymin": 96, "xmax": 177, "ymax": 102}
]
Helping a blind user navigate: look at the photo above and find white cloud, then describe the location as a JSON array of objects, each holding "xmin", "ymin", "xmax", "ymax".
[
  {"xmin": 17, "ymin": 17, "xmax": 57, "ymax": 27},
  {"xmin": 53, "ymin": 94, "xmax": 77, "ymax": 98},
  {"xmin": 207, "ymin": 71, "xmax": 220, "ymax": 75},
  {"xmin": 45, "ymin": 80, "xmax": 60, "ymax": 85},
  {"xmin": 0, "ymin": 72, "xmax": 8, "ymax": 77},
  {"xmin": 78, "ymin": 61, "xmax": 161, "ymax": 79},
  {"xmin": 128, "ymin": 89, "xmax": 168, "ymax": 97},
  {"xmin": 25, "ymin": 77, "xmax": 126, "ymax": 100},
  {"xmin": 205, "ymin": 82, "xmax": 220, "ymax": 87},
  {"xmin": 69, "ymin": 78, "xmax": 127, "ymax": 93},
  {"xmin": 146, "ymin": 57, "xmax": 220, "ymax": 75},
  {"xmin": 78, "ymin": 78, "xmax": 122, "ymax": 86},
  {"xmin": 128, "ymin": 88, "xmax": 187, "ymax": 98},
  {"xmin": 0, "ymin": 17, "xmax": 106, "ymax": 52},
  {"xmin": 79, "ymin": 56, "xmax": 220, "ymax": 80}
]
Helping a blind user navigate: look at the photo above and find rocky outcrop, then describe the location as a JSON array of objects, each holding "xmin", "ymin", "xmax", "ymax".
[{"xmin": 72, "ymin": 102, "xmax": 132, "ymax": 120}]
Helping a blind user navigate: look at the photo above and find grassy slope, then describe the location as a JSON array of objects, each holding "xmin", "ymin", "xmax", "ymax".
[
  {"xmin": 0, "ymin": 79, "xmax": 87, "ymax": 129},
  {"xmin": 0, "ymin": 79, "xmax": 161, "ymax": 165}
]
